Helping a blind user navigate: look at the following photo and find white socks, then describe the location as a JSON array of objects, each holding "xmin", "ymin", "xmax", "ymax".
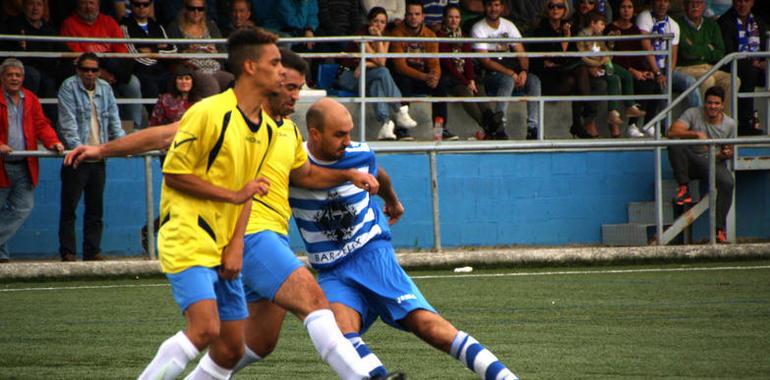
[
  {"xmin": 450, "ymin": 331, "xmax": 518, "ymax": 380},
  {"xmin": 138, "ymin": 331, "xmax": 200, "ymax": 380},
  {"xmin": 183, "ymin": 352, "xmax": 232, "ymax": 380},
  {"xmin": 304, "ymin": 309, "xmax": 370, "ymax": 380},
  {"xmin": 230, "ymin": 345, "xmax": 263, "ymax": 375}
]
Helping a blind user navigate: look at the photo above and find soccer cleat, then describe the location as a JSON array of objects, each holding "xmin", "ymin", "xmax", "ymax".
[
  {"xmin": 717, "ymin": 229, "xmax": 727, "ymax": 244},
  {"xmin": 673, "ymin": 184, "xmax": 692, "ymax": 205},
  {"xmin": 372, "ymin": 371, "xmax": 407, "ymax": 380},
  {"xmin": 395, "ymin": 105, "xmax": 418, "ymax": 128},
  {"xmin": 627, "ymin": 123, "xmax": 645, "ymax": 138},
  {"xmin": 395, "ymin": 127, "xmax": 415, "ymax": 141},
  {"xmin": 377, "ymin": 120, "xmax": 397, "ymax": 141},
  {"xmin": 442, "ymin": 129, "xmax": 459, "ymax": 141}
]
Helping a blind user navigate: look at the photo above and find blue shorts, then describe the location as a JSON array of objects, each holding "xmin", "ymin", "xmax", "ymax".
[
  {"xmin": 318, "ymin": 241, "xmax": 436, "ymax": 334},
  {"xmin": 242, "ymin": 231, "xmax": 304, "ymax": 303},
  {"xmin": 166, "ymin": 266, "xmax": 248, "ymax": 321}
]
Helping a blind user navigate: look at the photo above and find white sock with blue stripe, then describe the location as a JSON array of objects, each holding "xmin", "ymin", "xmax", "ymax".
[
  {"xmin": 345, "ymin": 333, "xmax": 388, "ymax": 378},
  {"xmin": 231, "ymin": 345, "xmax": 263, "ymax": 374},
  {"xmin": 449, "ymin": 331, "xmax": 519, "ymax": 380}
]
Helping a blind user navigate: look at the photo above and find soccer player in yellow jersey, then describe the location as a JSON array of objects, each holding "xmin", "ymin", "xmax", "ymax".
[{"xmin": 135, "ymin": 28, "xmax": 285, "ymax": 380}]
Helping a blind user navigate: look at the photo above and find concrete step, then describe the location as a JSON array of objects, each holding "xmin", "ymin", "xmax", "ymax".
[
  {"xmin": 627, "ymin": 201, "xmax": 674, "ymax": 225},
  {"xmin": 602, "ymin": 223, "xmax": 657, "ymax": 246}
]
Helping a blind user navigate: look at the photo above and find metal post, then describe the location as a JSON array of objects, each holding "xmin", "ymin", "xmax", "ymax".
[
  {"xmin": 727, "ymin": 59, "xmax": 738, "ymax": 242},
  {"xmin": 655, "ymin": 146, "xmax": 664, "ymax": 243},
  {"xmin": 708, "ymin": 145, "xmax": 717, "ymax": 245},
  {"xmin": 766, "ymin": 33, "xmax": 770, "ymax": 135},
  {"xmin": 538, "ymin": 99, "xmax": 545, "ymax": 140},
  {"xmin": 143, "ymin": 156, "xmax": 156, "ymax": 260},
  {"xmin": 359, "ymin": 38, "xmax": 367, "ymax": 142},
  {"xmin": 429, "ymin": 152, "xmax": 442, "ymax": 252},
  {"xmin": 665, "ymin": 37, "xmax": 673, "ymax": 130},
  {"xmin": 730, "ymin": 59, "xmax": 738, "ymax": 118}
]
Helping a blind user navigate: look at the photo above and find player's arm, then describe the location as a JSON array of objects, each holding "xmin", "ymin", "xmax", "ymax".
[
  {"xmin": 64, "ymin": 122, "xmax": 180, "ymax": 168},
  {"xmin": 289, "ymin": 161, "xmax": 379, "ymax": 195},
  {"xmin": 165, "ymin": 174, "xmax": 270, "ymax": 204},
  {"xmin": 377, "ymin": 166, "xmax": 403, "ymax": 225},
  {"xmin": 219, "ymin": 201, "xmax": 251, "ymax": 280}
]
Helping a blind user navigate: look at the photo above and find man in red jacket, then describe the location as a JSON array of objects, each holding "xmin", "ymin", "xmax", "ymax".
[{"xmin": 0, "ymin": 59, "xmax": 63, "ymax": 263}]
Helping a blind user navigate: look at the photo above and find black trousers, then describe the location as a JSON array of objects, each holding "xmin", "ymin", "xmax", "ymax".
[
  {"xmin": 668, "ymin": 145, "xmax": 734, "ymax": 230},
  {"xmin": 392, "ymin": 72, "xmax": 448, "ymax": 122},
  {"xmin": 59, "ymin": 161, "xmax": 106, "ymax": 258}
]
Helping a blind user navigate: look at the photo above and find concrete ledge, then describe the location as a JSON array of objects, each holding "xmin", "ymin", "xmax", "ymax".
[{"xmin": 2, "ymin": 244, "xmax": 769, "ymax": 280}]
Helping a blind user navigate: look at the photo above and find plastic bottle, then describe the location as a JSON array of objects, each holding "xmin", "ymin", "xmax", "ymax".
[{"xmin": 433, "ymin": 116, "xmax": 444, "ymax": 141}]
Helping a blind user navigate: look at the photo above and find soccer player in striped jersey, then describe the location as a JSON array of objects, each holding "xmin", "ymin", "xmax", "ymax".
[{"xmin": 289, "ymin": 98, "xmax": 520, "ymax": 380}]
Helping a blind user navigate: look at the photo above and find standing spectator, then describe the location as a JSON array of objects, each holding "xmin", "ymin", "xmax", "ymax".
[
  {"xmin": 437, "ymin": 4, "xmax": 494, "ymax": 138},
  {"xmin": 57, "ymin": 53, "xmax": 126, "ymax": 262},
  {"xmin": 222, "ymin": 0, "xmax": 256, "ymax": 37},
  {"xmin": 472, "ymin": 0, "xmax": 541, "ymax": 140},
  {"xmin": 0, "ymin": 59, "xmax": 63, "ymax": 263},
  {"xmin": 317, "ymin": 0, "xmax": 362, "ymax": 52},
  {"xmin": 3, "ymin": 0, "xmax": 64, "ymax": 125},
  {"xmin": 717, "ymin": 0, "xmax": 767, "ymax": 135},
  {"xmin": 335, "ymin": 7, "xmax": 419, "ymax": 140},
  {"xmin": 60, "ymin": 0, "xmax": 145, "ymax": 129},
  {"xmin": 361, "ymin": 0, "xmax": 406, "ymax": 28},
  {"xmin": 667, "ymin": 86, "xmax": 735, "ymax": 244},
  {"xmin": 167, "ymin": 0, "xmax": 235, "ymax": 98},
  {"xmin": 423, "ymin": 0, "xmax": 459, "ymax": 32},
  {"xmin": 676, "ymin": 0, "xmax": 736, "ymax": 115},
  {"xmin": 637, "ymin": 0, "xmax": 702, "ymax": 111},
  {"xmin": 608, "ymin": 0, "xmax": 665, "ymax": 137},
  {"xmin": 389, "ymin": 0, "xmax": 447, "ymax": 141},
  {"xmin": 120, "ymin": 0, "xmax": 177, "ymax": 114},
  {"xmin": 530, "ymin": 0, "xmax": 606, "ymax": 138}
]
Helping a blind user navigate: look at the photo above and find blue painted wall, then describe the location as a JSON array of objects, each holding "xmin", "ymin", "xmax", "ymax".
[{"xmin": 7, "ymin": 150, "xmax": 770, "ymax": 258}]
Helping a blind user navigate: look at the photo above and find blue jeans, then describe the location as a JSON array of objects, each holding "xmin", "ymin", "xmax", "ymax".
[
  {"xmin": 337, "ymin": 67, "xmax": 401, "ymax": 122},
  {"xmin": 116, "ymin": 74, "xmax": 144, "ymax": 129},
  {"xmin": 672, "ymin": 70, "xmax": 702, "ymax": 108},
  {"xmin": 0, "ymin": 162, "xmax": 35, "ymax": 259},
  {"xmin": 484, "ymin": 71, "xmax": 541, "ymax": 130}
]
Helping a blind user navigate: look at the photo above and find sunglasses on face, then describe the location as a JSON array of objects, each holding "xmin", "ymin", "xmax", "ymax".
[
  {"xmin": 548, "ymin": 3, "xmax": 566, "ymax": 10},
  {"xmin": 580, "ymin": 0, "xmax": 596, "ymax": 4},
  {"xmin": 78, "ymin": 66, "xmax": 100, "ymax": 73},
  {"xmin": 131, "ymin": 1, "xmax": 151, "ymax": 8},
  {"xmin": 185, "ymin": 5, "xmax": 205, "ymax": 12}
]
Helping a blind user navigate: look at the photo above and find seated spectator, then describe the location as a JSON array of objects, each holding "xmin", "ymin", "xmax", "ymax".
[
  {"xmin": 436, "ymin": 4, "xmax": 494, "ymax": 138},
  {"xmin": 335, "ymin": 7, "xmax": 418, "ymax": 141},
  {"xmin": 361, "ymin": 0, "xmax": 405, "ymax": 28},
  {"xmin": 530, "ymin": 0, "xmax": 606, "ymax": 138},
  {"xmin": 572, "ymin": 0, "xmax": 612, "ymax": 28},
  {"xmin": 272, "ymin": 0, "xmax": 319, "ymax": 52},
  {"xmin": 317, "ymin": 0, "xmax": 363, "ymax": 52},
  {"xmin": 167, "ymin": 0, "xmax": 234, "ymax": 98},
  {"xmin": 676, "ymin": 0, "xmax": 737, "ymax": 116},
  {"xmin": 60, "ymin": 0, "xmax": 145, "ymax": 129},
  {"xmin": 389, "ymin": 0, "xmax": 447, "ymax": 141},
  {"xmin": 459, "ymin": 0, "xmax": 548, "ymax": 36},
  {"xmin": 717, "ymin": 0, "xmax": 767, "ymax": 135},
  {"xmin": 608, "ymin": 0, "xmax": 665, "ymax": 137},
  {"xmin": 149, "ymin": 66, "xmax": 199, "ymax": 127},
  {"xmin": 423, "ymin": 0, "xmax": 459, "ymax": 32},
  {"xmin": 472, "ymin": 0, "xmax": 540, "ymax": 140},
  {"xmin": 3, "ymin": 0, "xmax": 64, "ymax": 125},
  {"xmin": 0, "ymin": 58, "xmax": 64, "ymax": 263},
  {"xmin": 120, "ymin": 0, "xmax": 177, "ymax": 114},
  {"xmin": 578, "ymin": 11, "xmax": 645, "ymax": 138},
  {"xmin": 667, "ymin": 86, "xmax": 735, "ymax": 244},
  {"xmin": 222, "ymin": 0, "xmax": 256, "ymax": 37},
  {"xmin": 57, "ymin": 52, "xmax": 126, "ymax": 262}
]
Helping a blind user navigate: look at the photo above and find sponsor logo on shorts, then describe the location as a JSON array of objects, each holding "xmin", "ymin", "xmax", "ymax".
[{"xmin": 396, "ymin": 293, "xmax": 417, "ymax": 304}]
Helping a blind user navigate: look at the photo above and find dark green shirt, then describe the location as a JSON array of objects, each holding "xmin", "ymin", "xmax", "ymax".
[{"xmin": 676, "ymin": 16, "xmax": 726, "ymax": 66}]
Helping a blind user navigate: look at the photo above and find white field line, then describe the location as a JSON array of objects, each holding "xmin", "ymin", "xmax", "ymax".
[{"xmin": 1, "ymin": 265, "xmax": 769, "ymax": 293}]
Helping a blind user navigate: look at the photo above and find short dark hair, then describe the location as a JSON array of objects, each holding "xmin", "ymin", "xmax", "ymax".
[
  {"xmin": 587, "ymin": 11, "xmax": 606, "ymax": 24},
  {"xmin": 443, "ymin": 4, "xmax": 462, "ymax": 19},
  {"xmin": 76, "ymin": 52, "xmax": 99, "ymax": 67},
  {"xmin": 279, "ymin": 48, "xmax": 308, "ymax": 76},
  {"xmin": 405, "ymin": 0, "xmax": 423, "ymax": 11},
  {"xmin": 704, "ymin": 86, "xmax": 725, "ymax": 102},
  {"xmin": 367, "ymin": 6, "xmax": 388, "ymax": 22},
  {"xmin": 227, "ymin": 28, "xmax": 279, "ymax": 79},
  {"xmin": 482, "ymin": 0, "xmax": 502, "ymax": 6}
]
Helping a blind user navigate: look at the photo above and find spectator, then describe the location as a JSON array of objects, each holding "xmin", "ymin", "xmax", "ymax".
[
  {"xmin": 530, "ymin": 0, "xmax": 606, "ymax": 138},
  {"xmin": 0, "ymin": 59, "xmax": 63, "ymax": 263},
  {"xmin": 317, "ymin": 0, "xmax": 362, "ymax": 52},
  {"xmin": 335, "ymin": 7, "xmax": 419, "ymax": 140},
  {"xmin": 608, "ymin": 0, "xmax": 665, "ymax": 137},
  {"xmin": 578, "ymin": 11, "xmax": 645, "ymax": 137},
  {"xmin": 472, "ymin": 0, "xmax": 541, "ymax": 140},
  {"xmin": 676, "ymin": 0, "xmax": 736, "ymax": 115},
  {"xmin": 572, "ymin": 0, "xmax": 612, "ymax": 28},
  {"xmin": 436, "ymin": 4, "xmax": 494, "ymax": 138},
  {"xmin": 389, "ymin": 0, "xmax": 447, "ymax": 141},
  {"xmin": 717, "ymin": 0, "xmax": 767, "ymax": 135},
  {"xmin": 148, "ymin": 66, "xmax": 199, "ymax": 127},
  {"xmin": 459, "ymin": 0, "xmax": 548, "ymax": 36},
  {"xmin": 222, "ymin": 0, "xmax": 256, "ymax": 36},
  {"xmin": 361, "ymin": 0, "xmax": 405, "ymax": 28},
  {"xmin": 273, "ymin": 0, "xmax": 319, "ymax": 51},
  {"xmin": 423, "ymin": 0, "xmax": 459, "ymax": 32},
  {"xmin": 637, "ymin": 0, "xmax": 702, "ymax": 111},
  {"xmin": 3, "ymin": 0, "xmax": 64, "ymax": 125},
  {"xmin": 667, "ymin": 86, "xmax": 735, "ymax": 244},
  {"xmin": 60, "ymin": 0, "xmax": 145, "ymax": 129},
  {"xmin": 155, "ymin": 0, "xmax": 220, "ymax": 26},
  {"xmin": 120, "ymin": 0, "xmax": 177, "ymax": 114},
  {"xmin": 57, "ymin": 52, "xmax": 126, "ymax": 262},
  {"xmin": 167, "ymin": 0, "xmax": 235, "ymax": 98}
]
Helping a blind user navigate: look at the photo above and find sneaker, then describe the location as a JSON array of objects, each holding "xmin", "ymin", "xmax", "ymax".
[
  {"xmin": 716, "ymin": 229, "xmax": 727, "ymax": 244},
  {"xmin": 607, "ymin": 110, "xmax": 623, "ymax": 127},
  {"xmin": 395, "ymin": 127, "xmax": 415, "ymax": 141},
  {"xmin": 475, "ymin": 130, "xmax": 489, "ymax": 140},
  {"xmin": 61, "ymin": 253, "xmax": 77, "ymax": 262},
  {"xmin": 673, "ymin": 184, "xmax": 692, "ymax": 206},
  {"xmin": 0, "ymin": 258, "xmax": 9, "ymax": 264},
  {"xmin": 394, "ymin": 105, "xmax": 417, "ymax": 129},
  {"xmin": 491, "ymin": 129, "xmax": 509, "ymax": 140},
  {"xmin": 442, "ymin": 128, "xmax": 459, "ymax": 141},
  {"xmin": 526, "ymin": 128, "xmax": 538, "ymax": 140},
  {"xmin": 625, "ymin": 104, "xmax": 646, "ymax": 118},
  {"xmin": 377, "ymin": 120, "xmax": 396, "ymax": 141},
  {"xmin": 627, "ymin": 123, "xmax": 645, "ymax": 138},
  {"xmin": 642, "ymin": 124, "xmax": 656, "ymax": 138}
]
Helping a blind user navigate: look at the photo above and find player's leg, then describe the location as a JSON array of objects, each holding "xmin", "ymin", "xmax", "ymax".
[
  {"xmin": 231, "ymin": 300, "xmax": 287, "ymax": 373},
  {"xmin": 331, "ymin": 302, "xmax": 389, "ymax": 379}
]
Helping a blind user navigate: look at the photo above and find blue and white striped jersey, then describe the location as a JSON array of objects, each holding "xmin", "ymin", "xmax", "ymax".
[{"xmin": 289, "ymin": 142, "xmax": 391, "ymax": 270}]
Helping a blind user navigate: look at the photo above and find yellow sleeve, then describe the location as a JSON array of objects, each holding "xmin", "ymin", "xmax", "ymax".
[
  {"xmin": 162, "ymin": 104, "xmax": 214, "ymax": 175},
  {"xmin": 291, "ymin": 125, "xmax": 308, "ymax": 170}
]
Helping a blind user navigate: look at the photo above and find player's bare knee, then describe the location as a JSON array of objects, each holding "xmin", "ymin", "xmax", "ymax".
[
  {"xmin": 248, "ymin": 339, "xmax": 278, "ymax": 358},
  {"xmin": 186, "ymin": 323, "xmax": 220, "ymax": 347}
]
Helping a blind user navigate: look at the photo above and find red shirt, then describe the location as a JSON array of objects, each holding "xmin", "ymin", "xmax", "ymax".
[{"xmin": 60, "ymin": 13, "xmax": 128, "ymax": 53}]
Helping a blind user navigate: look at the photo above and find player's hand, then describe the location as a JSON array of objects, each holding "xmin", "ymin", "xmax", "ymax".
[
  {"xmin": 49, "ymin": 143, "xmax": 65, "ymax": 155},
  {"xmin": 232, "ymin": 177, "xmax": 271, "ymax": 204},
  {"xmin": 349, "ymin": 171, "xmax": 379, "ymax": 195},
  {"xmin": 383, "ymin": 199, "xmax": 404, "ymax": 225},
  {"xmin": 219, "ymin": 237, "xmax": 243, "ymax": 280},
  {"xmin": 64, "ymin": 145, "xmax": 103, "ymax": 168},
  {"xmin": 0, "ymin": 144, "xmax": 12, "ymax": 156}
]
